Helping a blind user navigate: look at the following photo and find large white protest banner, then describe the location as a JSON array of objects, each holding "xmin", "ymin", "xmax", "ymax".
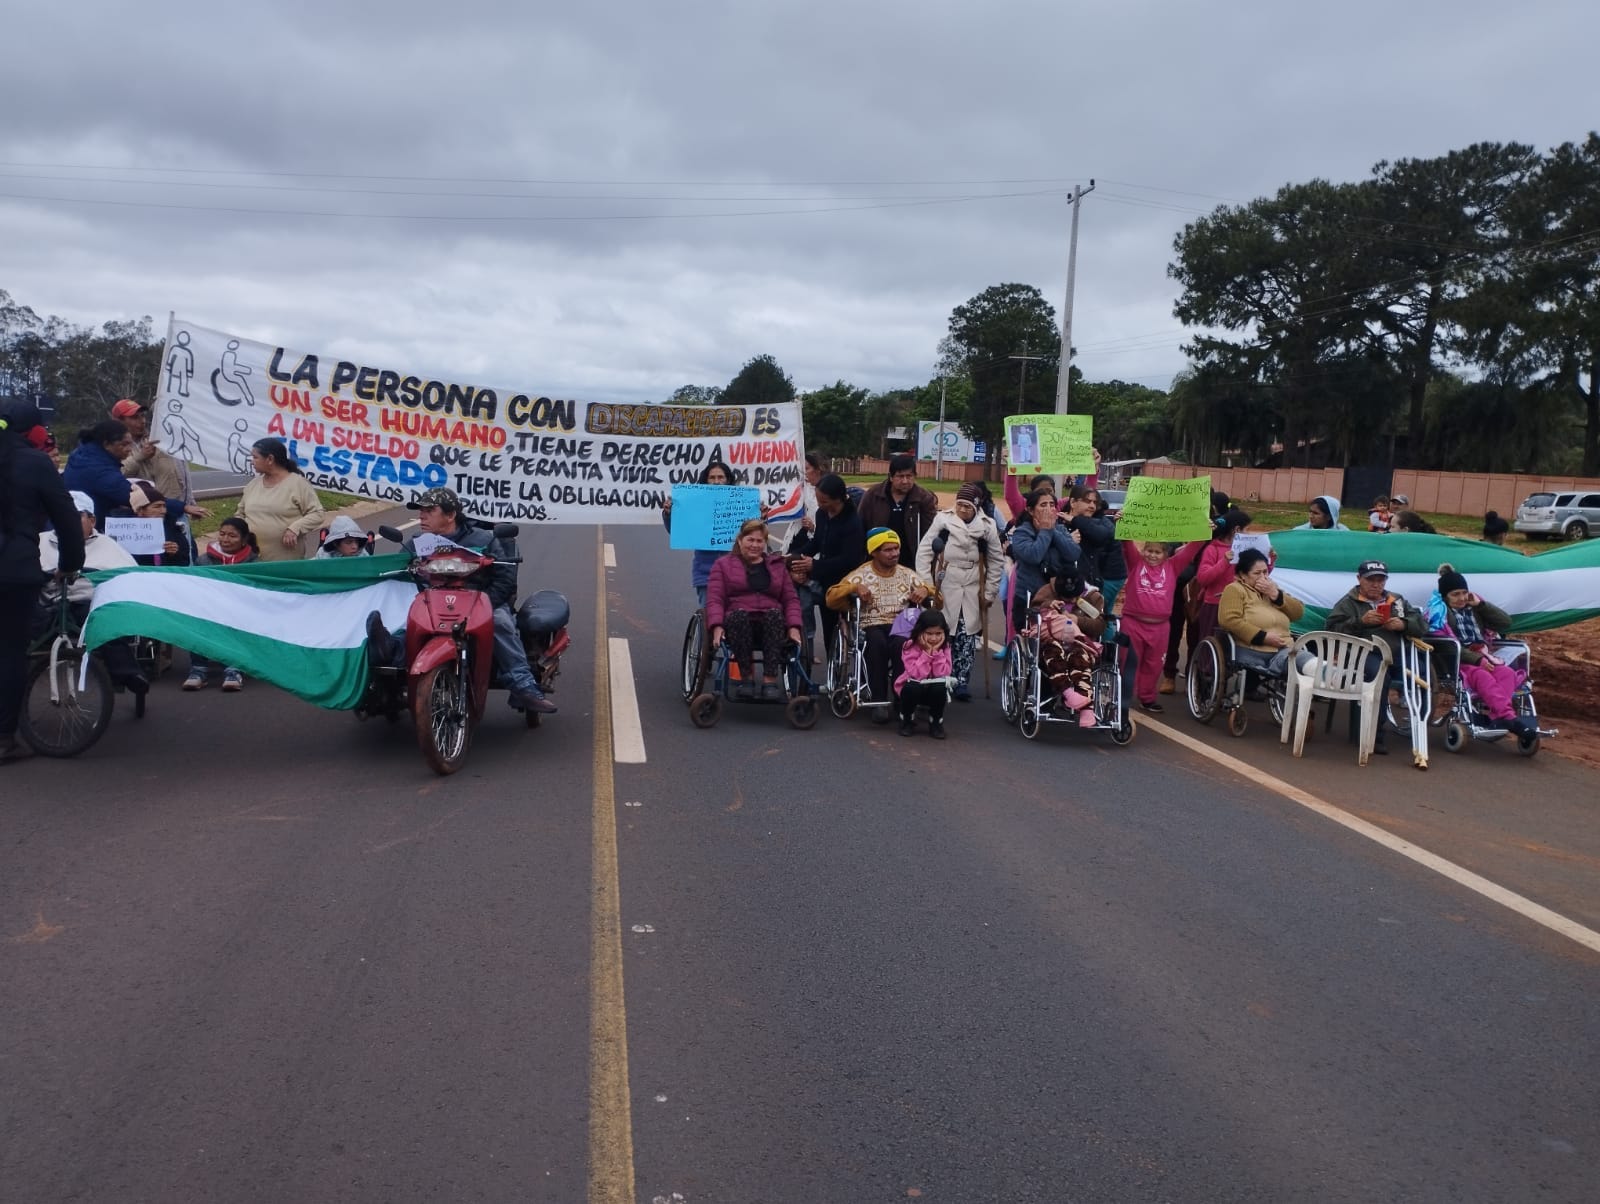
[{"xmin": 155, "ymin": 318, "xmax": 807, "ymax": 524}]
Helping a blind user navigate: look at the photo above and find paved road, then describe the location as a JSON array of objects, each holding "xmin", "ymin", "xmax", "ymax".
[{"xmin": 3, "ymin": 516, "xmax": 1598, "ymax": 1202}]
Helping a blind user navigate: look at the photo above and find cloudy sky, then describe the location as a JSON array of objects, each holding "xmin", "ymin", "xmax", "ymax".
[{"xmin": 3, "ymin": 0, "xmax": 1594, "ymax": 403}]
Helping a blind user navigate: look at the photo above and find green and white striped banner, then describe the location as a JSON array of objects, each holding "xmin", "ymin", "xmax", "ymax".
[
  {"xmin": 84, "ymin": 555, "xmax": 417, "ymax": 710},
  {"xmin": 1263, "ymin": 531, "xmax": 1600, "ymax": 633}
]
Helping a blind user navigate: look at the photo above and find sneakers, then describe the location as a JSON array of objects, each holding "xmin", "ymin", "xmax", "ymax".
[
  {"xmin": 1158, "ymin": 675, "xmax": 1176, "ymax": 695},
  {"xmin": 899, "ymin": 717, "xmax": 916, "ymax": 737},
  {"xmin": 928, "ymin": 719, "xmax": 946, "ymax": 740},
  {"xmin": 222, "ymin": 669, "xmax": 243, "ymax": 693},
  {"xmin": 760, "ymin": 680, "xmax": 784, "ymax": 702},
  {"xmin": 511, "ymin": 689, "xmax": 558, "ymax": 714},
  {"xmin": 1140, "ymin": 700, "xmax": 1164, "ymax": 714},
  {"xmin": 183, "ymin": 669, "xmax": 208, "ymax": 691}
]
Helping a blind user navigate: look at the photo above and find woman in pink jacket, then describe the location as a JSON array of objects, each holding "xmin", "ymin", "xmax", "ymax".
[{"xmin": 706, "ymin": 519, "xmax": 803, "ymax": 701}]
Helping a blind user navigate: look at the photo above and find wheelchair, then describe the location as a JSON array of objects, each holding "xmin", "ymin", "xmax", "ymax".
[
  {"xmin": 997, "ymin": 606, "xmax": 1135, "ymax": 744},
  {"xmin": 1186, "ymin": 632, "xmax": 1289, "ymax": 737},
  {"xmin": 683, "ymin": 614, "xmax": 819, "ymax": 730},
  {"xmin": 1425, "ymin": 639, "xmax": 1555, "ymax": 757},
  {"xmin": 823, "ymin": 596, "xmax": 918, "ymax": 722}
]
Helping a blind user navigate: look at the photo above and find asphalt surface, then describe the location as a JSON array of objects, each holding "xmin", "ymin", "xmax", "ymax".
[{"xmin": 4, "ymin": 516, "xmax": 1599, "ymax": 1203}]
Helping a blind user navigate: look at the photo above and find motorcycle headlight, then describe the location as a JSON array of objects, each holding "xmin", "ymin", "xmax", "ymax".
[{"xmin": 422, "ymin": 556, "xmax": 481, "ymax": 576}]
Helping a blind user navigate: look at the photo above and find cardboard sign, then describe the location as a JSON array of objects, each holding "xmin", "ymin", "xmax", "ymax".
[
  {"xmin": 1004, "ymin": 414, "xmax": 1094, "ymax": 475},
  {"xmin": 104, "ymin": 517, "xmax": 167, "ymax": 556},
  {"xmin": 1115, "ymin": 475, "xmax": 1215, "ymax": 542},
  {"xmin": 668, "ymin": 484, "xmax": 762, "ymax": 550},
  {"xmin": 1231, "ymin": 532, "xmax": 1273, "ymax": 563}
]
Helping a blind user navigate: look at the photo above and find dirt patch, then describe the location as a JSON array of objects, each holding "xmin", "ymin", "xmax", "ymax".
[{"xmin": 1524, "ymin": 618, "xmax": 1600, "ymax": 770}]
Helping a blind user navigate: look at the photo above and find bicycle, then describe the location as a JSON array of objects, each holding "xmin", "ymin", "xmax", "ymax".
[{"xmin": 21, "ymin": 589, "xmax": 117, "ymax": 757}]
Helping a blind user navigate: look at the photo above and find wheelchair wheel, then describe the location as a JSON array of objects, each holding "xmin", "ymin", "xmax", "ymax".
[
  {"xmin": 1187, "ymin": 636, "xmax": 1224, "ymax": 723},
  {"xmin": 689, "ymin": 692, "xmax": 721, "ymax": 728},
  {"xmin": 21, "ymin": 649, "xmax": 115, "ymax": 758},
  {"xmin": 680, "ymin": 611, "xmax": 706, "ymax": 702},
  {"xmin": 1226, "ymin": 707, "xmax": 1248, "ymax": 737},
  {"xmin": 1444, "ymin": 721, "xmax": 1467, "ymax": 753},
  {"xmin": 785, "ymin": 695, "xmax": 818, "ymax": 730},
  {"xmin": 1516, "ymin": 728, "xmax": 1540, "ymax": 757},
  {"xmin": 1019, "ymin": 694, "xmax": 1041, "ymax": 740},
  {"xmin": 999, "ymin": 639, "xmax": 1025, "ymax": 725}
]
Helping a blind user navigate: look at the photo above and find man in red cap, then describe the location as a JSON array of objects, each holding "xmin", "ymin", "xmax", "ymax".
[{"xmin": 111, "ymin": 399, "xmax": 206, "ymax": 535}]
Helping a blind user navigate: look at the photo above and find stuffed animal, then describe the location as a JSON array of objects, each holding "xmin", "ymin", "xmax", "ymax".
[{"xmin": 1037, "ymin": 603, "xmax": 1100, "ymax": 727}]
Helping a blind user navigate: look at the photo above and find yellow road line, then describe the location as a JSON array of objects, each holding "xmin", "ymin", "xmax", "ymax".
[{"xmin": 589, "ymin": 525, "xmax": 636, "ymax": 1202}]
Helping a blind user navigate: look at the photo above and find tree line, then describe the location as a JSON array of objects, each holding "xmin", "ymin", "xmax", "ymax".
[{"xmin": 7, "ymin": 134, "xmax": 1594, "ymax": 477}]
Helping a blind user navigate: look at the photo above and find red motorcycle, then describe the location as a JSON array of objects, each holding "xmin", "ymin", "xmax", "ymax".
[{"xmin": 361, "ymin": 523, "xmax": 571, "ymax": 774}]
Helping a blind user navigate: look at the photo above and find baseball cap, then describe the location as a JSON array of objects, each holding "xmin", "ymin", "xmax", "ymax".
[
  {"xmin": 128, "ymin": 479, "xmax": 166, "ymax": 510},
  {"xmin": 111, "ymin": 399, "xmax": 149, "ymax": 419},
  {"xmin": 1357, "ymin": 560, "xmax": 1388, "ymax": 578},
  {"xmin": 408, "ymin": 487, "xmax": 462, "ymax": 512},
  {"xmin": 68, "ymin": 490, "xmax": 96, "ymax": 516}
]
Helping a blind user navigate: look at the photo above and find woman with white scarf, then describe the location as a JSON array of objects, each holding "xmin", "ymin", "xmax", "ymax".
[{"xmin": 916, "ymin": 483, "xmax": 1003, "ymax": 701}]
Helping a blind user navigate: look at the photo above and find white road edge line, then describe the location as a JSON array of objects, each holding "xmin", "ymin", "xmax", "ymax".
[
  {"xmin": 987, "ymin": 637, "xmax": 1600, "ymax": 955},
  {"xmin": 608, "ymin": 637, "xmax": 647, "ymax": 764},
  {"xmin": 604, "ymin": 543, "xmax": 617, "ymax": 568}
]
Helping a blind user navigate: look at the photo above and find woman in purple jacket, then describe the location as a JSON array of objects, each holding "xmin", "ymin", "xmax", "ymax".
[{"xmin": 706, "ymin": 518, "xmax": 803, "ymax": 701}]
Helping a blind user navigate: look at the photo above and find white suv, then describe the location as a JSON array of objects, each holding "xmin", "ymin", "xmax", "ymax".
[{"xmin": 1514, "ymin": 491, "xmax": 1600, "ymax": 540}]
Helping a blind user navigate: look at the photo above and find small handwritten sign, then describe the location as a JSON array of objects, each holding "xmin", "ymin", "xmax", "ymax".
[
  {"xmin": 668, "ymin": 484, "xmax": 762, "ymax": 550},
  {"xmin": 1004, "ymin": 414, "xmax": 1095, "ymax": 475},
  {"xmin": 1115, "ymin": 475, "xmax": 1215, "ymax": 542},
  {"xmin": 104, "ymin": 517, "xmax": 166, "ymax": 556},
  {"xmin": 1231, "ymin": 532, "xmax": 1272, "ymax": 563}
]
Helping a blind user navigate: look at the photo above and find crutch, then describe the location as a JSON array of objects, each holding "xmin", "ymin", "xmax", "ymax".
[{"xmin": 1398, "ymin": 636, "xmax": 1433, "ymax": 771}]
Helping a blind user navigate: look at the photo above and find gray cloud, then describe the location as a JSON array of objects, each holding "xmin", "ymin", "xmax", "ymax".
[{"xmin": 3, "ymin": 0, "xmax": 1594, "ymax": 401}]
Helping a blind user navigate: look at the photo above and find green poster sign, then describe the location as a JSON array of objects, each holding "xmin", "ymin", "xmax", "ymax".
[
  {"xmin": 1116, "ymin": 475, "xmax": 1215, "ymax": 542},
  {"xmin": 1003, "ymin": 414, "xmax": 1094, "ymax": 475}
]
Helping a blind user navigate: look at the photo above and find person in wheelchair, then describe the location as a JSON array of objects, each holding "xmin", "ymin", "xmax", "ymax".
[
  {"xmin": 1032, "ymin": 563, "xmax": 1134, "ymax": 721},
  {"xmin": 1216, "ymin": 548, "xmax": 1312, "ymax": 680},
  {"xmin": 37, "ymin": 490, "xmax": 146, "ymax": 695},
  {"xmin": 1426, "ymin": 564, "xmax": 1533, "ymax": 736},
  {"xmin": 705, "ymin": 518, "xmax": 803, "ymax": 702},
  {"xmin": 825, "ymin": 527, "xmax": 941, "ymax": 724}
]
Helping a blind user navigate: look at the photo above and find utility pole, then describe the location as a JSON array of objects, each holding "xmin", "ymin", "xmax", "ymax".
[
  {"xmin": 934, "ymin": 376, "xmax": 948, "ymax": 482},
  {"xmin": 1053, "ymin": 179, "xmax": 1096, "ymax": 414},
  {"xmin": 1009, "ymin": 341, "xmax": 1045, "ymax": 414}
]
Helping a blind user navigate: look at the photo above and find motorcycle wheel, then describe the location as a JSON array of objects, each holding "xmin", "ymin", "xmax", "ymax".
[{"xmin": 414, "ymin": 661, "xmax": 472, "ymax": 774}]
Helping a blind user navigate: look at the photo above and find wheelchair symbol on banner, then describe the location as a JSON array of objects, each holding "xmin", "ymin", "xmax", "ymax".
[{"xmin": 210, "ymin": 339, "xmax": 256, "ymax": 407}]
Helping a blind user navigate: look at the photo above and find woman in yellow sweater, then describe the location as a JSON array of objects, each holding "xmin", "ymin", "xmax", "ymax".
[
  {"xmin": 234, "ymin": 438, "xmax": 327, "ymax": 562},
  {"xmin": 1217, "ymin": 548, "xmax": 1311, "ymax": 679}
]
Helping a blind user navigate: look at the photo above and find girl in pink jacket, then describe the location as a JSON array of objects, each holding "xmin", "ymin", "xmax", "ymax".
[
  {"xmin": 1120, "ymin": 539, "xmax": 1206, "ymax": 712},
  {"xmin": 895, "ymin": 609, "xmax": 954, "ymax": 739}
]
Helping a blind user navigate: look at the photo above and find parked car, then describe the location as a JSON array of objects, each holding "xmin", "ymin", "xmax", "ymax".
[
  {"xmin": 1097, "ymin": 489, "xmax": 1126, "ymax": 517},
  {"xmin": 1514, "ymin": 491, "xmax": 1600, "ymax": 540}
]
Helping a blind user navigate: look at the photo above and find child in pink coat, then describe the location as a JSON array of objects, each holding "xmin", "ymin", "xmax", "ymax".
[
  {"xmin": 895, "ymin": 609, "xmax": 954, "ymax": 739},
  {"xmin": 1120, "ymin": 539, "xmax": 1206, "ymax": 712}
]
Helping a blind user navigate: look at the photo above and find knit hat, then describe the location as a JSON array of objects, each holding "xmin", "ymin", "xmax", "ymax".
[
  {"xmin": 956, "ymin": 482, "xmax": 983, "ymax": 505},
  {"xmin": 1438, "ymin": 563, "xmax": 1468, "ymax": 596},
  {"xmin": 866, "ymin": 526, "xmax": 900, "ymax": 554}
]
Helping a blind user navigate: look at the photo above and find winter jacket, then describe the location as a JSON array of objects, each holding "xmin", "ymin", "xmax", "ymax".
[
  {"xmin": 1325, "ymin": 585, "xmax": 1428, "ymax": 660},
  {"xmin": 1194, "ymin": 539, "xmax": 1237, "ymax": 606},
  {"xmin": 894, "ymin": 642, "xmax": 953, "ymax": 695},
  {"xmin": 788, "ymin": 498, "xmax": 866, "ymax": 592},
  {"xmin": 1069, "ymin": 512, "xmax": 1120, "ymax": 585},
  {"xmin": 915, "ymin": 509, "xmax": 1003, "ymax": 630},
  {"xmin": 1429, "ymin": 596, "xmax": 1514, "ymax": 665},
  {"xmin": 403, "ymin": 521, "xmax": 516, "ymax": 608},
  {"xmin": 63, "ymin": 442, "xmax": 136, "ymax": 527},
  {"xmin": 855, "ymin": 480, "xmax": 940, "ymax": 551},
  {"xmin": 1007, "ymin": 518, "xmax": 1081, "ymax": 608},
  {"xmin": 1218, "ymin": 578, "xmax": 1305, "ymax": 649},
  {"xmin": 41, "ymin": 531, "xmax": 135, "ymax": 603},
  {"xmin": 1119, "ymin": 540, "xmax": 1205, "ymax": 624},
  {"xmin": 704, "ymin": 552, "xmax": 803, "ymax": 630},
  {"xmin": 1, "ymin": 402, "xmax": 83, "ymax": 587},
  {"xmin": 1028, "ymin": 583, "xmax": 1110, "ymax": 640},
  {"xmin": 122, "ymin": 440, "xmax": 192, "ymax": 506}
]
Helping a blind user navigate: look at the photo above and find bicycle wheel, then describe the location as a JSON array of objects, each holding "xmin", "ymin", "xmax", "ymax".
[{"xmin": 21, "ymin": 649, "xmax": 114, "ymax": 758}]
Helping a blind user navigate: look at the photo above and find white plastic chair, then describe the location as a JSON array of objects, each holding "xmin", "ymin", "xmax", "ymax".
[{"xmin": 1280, "ymin": 632, "xmax": 1389, "ymax": 765}]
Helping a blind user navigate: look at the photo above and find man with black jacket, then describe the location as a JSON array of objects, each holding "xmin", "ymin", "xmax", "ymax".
[
  {"xmin": 786, "ymin": 473, "xmax": 866, "ymax": 660},
  {"xmin": 2, "ymin": 399, "xmax": 86, "ymax": 762},
  {"xmin": 856, "ymin": 454, "xmax": 940, "ymax": 553}
]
